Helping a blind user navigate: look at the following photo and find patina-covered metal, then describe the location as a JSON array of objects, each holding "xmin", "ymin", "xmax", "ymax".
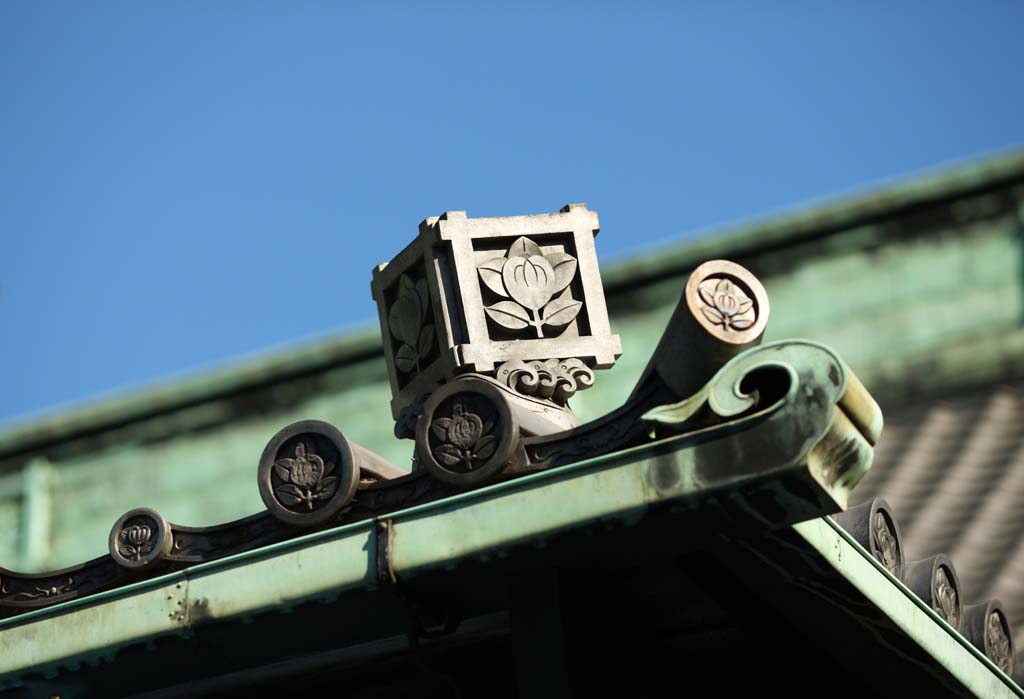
[
  {"xmin": 0, "ymin": 205, "xmax": 884, "ymax": 621},
  {"xmin": 1, "ymin": 443, "xmax": 1017, "ymax": 697}
]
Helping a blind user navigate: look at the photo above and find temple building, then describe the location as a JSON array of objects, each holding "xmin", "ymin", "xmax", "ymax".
[{"xmin": 1, "ymin": 151, "xmax": 1023, "ymax": 696}]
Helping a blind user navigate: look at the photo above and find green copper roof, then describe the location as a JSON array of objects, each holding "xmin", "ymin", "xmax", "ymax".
[{"xmin": 0, "ymin": 435, "xmax": 1018, "ymax": 696}]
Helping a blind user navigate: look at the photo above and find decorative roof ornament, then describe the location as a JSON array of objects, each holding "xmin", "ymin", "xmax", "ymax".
[
  {"xmin": 0, "ymin": 203, "xmax": 886, "ymax": 620},
  {"xmin": 370, "ymin": 204, "xmax": 621, "ymax": 438}
]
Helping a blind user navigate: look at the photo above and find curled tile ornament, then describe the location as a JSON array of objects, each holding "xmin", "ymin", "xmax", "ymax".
[
  {"xmin": 479, "ymin": 236, "xmax": 581, "ymax": 338},
  {"xmin": 109, "ymin": 508, "xmax": 173, "ymax": 569},
  {"xmin": 258, "ymin": 420, "xmax": 360, "ymax": 526},
  {"xmin": 417, "ymin": 377, "xmax": 518, "ymax": 486}
]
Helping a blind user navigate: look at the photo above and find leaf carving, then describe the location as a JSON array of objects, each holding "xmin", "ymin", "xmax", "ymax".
[
  {"xmin": 478, "ymin": 257, "xmax": 509, "ymax": 297},
  {"xmin": 276, "ymin": 484, "xmax": 304, "ymax": 507},
  {"xmin": 388, "ymin": 274, "xmax": 427, "ymax": 347},
  {"xmin": 545, "ymin": 252, "xmax": 577, "ymax": 294},
  {"xmin": 542, "ymin": 297, "xmax": 582, "ymax": 328},
  {"xmin": 698, "ymin": 284, "xmax": 715, "ymax": 308},
  {"xmin": 417, "ymin": 324, "xmax": 435, "ymax": 359},
  {"xmin": 316, "ymin": 476, "xmax": 338, "ymax": 498},
  {"xmin": 508, "ymin": 236, "xmax": 542, "ymax": 258},
  {"xmin": 433, "ymin": 444, "xmax": 462, "ymax": 466},
  {"xmin": 485, "ymin": 301, "xmax": 531, "ymax": 330},
  {"xmin": 701, "ymin": 306, "xmax": 725, "ymax": 324},
  {"xmin": 415, "ymin": 279, "xmax": 429, "ymax": 313},
  {"xmin": 395, "ymin": 344, "xmax": 418, "ymax": 373},
  {"xmin": 475, "ymin": 435, "xmax": 497, "ymax": 460},
  {"xmin": 433, "ymin": 416, "xmax": 453, "ymax": 435}
]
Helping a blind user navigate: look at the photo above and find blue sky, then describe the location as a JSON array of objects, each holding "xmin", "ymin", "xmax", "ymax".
[{"xmin": 2, "ymin": 2, "xmax": 1022, "ymax": 424}]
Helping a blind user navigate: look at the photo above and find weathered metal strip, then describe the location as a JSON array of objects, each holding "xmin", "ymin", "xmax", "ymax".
[
  {"xmin": 0, "ymin": 336, "xmax": 870, "ymax": 618},
  {"xmin": 0, "ymin": 397, "xmax": 856, "ymax": 686},
  {"xmin": 794, "ymin": 517, "xmax": 1024, "ymax": 699}
]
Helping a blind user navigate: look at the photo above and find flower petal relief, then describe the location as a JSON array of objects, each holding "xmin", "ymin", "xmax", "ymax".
[
  {"xmin": 118, "ymin": 524, "xmax": 154, "ymax": 561},
  {"xmin": 273, "ymin": 441, "xmax": 339, "ymax": 510},
  {"xmin": 478, "ymin": 236, "xmax": 582, "ymax": 338},
  {"xmin": 697, "ymin": 278, "xmax": 755, "ymax": 332},
  {"xmin": 431, "ymin": 401, "xmax": 497, "ymax": 471}
]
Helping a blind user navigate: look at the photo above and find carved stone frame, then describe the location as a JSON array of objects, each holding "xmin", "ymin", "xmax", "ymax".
[{"xmin": 372, "ymin": 204, "xmax": 621, "ymax": 420}]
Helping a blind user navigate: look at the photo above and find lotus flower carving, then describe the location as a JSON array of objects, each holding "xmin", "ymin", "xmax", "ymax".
[
  {"xmin": 388, "ymin": 274, "xmax": 435, "ymax": 374},
  {"xmin": 696, "ymin": 277, "xmax": 755, "ymax": 331},
  {"xmin": 118, "ymin": 523, "xmax": 154, "ymax": 561},
  {"xmin": 478, "ymin": 236, "xmax": 581, "ymax": 338},
  {"xmin": 431, "ymin": 401, "xmax": 497, "ymax": 471},
  {"xmin": 273, "ymin": 441, "xmax": 338, "ymax": 510}
]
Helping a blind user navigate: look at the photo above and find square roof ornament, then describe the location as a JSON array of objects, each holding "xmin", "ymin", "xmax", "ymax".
[{"xmin": 371, "ymin": 204, "xmax": 621, "ymax": 435}]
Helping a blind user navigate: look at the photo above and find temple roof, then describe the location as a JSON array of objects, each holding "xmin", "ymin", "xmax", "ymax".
[
  {"xmin": 0, "ymin": 424, "xmax": 1018, "ymax": 697},
  {"xmin": 2, "ymin": 151, "xmax": 1024, "ymax": 695}
]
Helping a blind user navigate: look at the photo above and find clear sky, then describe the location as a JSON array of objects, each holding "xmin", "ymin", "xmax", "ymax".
[{"xmin": 2, "ymin": 2, "xmax": 1022, "ymax": 425}]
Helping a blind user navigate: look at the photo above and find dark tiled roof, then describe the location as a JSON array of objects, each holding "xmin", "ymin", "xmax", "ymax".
[{"xmin": 853, "ymin": 382, "xmax": 1024, "ymax": 635}]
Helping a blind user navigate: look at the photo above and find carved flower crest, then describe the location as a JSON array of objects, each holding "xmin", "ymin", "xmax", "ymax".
[
  {"xmin": 273, "ymin": 441, "xmax": 338, "ymax": 510},
  {"xmin": 431, "ymin": 401, "xmax": 497, "ymax": 471},
  {"xmin": 119, "ymin": 524, "xmax": 154, "ymax": 561},
  {"xmin": 696, "ymin": 277, "xmax": 755, "ymax": 331},
  {"xmin": 479, "ymin": 236, "xmax": 581, "ymax": 338}
]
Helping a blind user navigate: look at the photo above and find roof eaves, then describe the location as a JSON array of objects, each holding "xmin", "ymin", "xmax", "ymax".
[
  {"xmin": 0, "ymin": 424, "xmax": 866, "ymax": 687},
  {"xmin": 0, "ymin": 442, "xmax": 1016, "ymax": 696}
]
